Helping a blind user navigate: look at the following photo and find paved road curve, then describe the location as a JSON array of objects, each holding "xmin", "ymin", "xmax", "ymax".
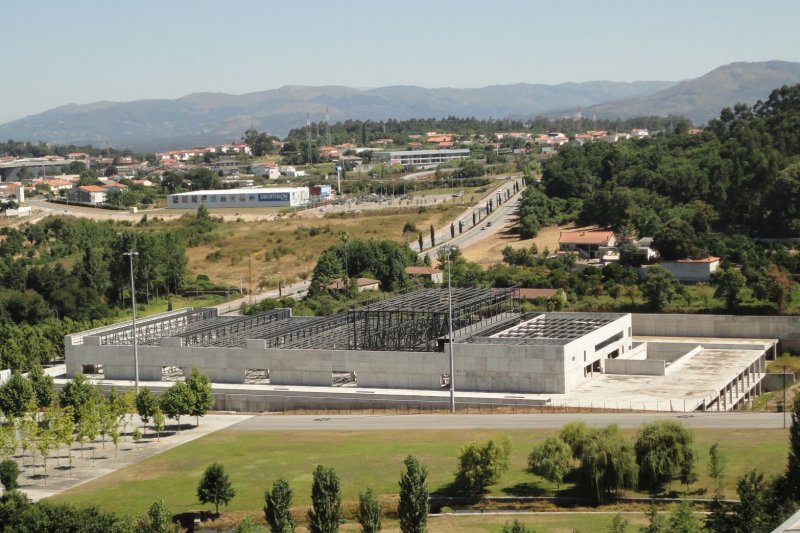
[{"xmin": 230, "ymin": 412, "xmax": 787, "ymax": 431}]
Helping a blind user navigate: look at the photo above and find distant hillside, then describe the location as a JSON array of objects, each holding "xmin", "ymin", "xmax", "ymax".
[
  {"xmin": 0, "ymin": 82, "xmax": 672, "ymax": 151},
  {"xmin": 582, "ymin": 61, "xmax": 800, "ymax": 122},
  {"xmin": 2, "ymin": 60, "xmax": 799, "ymax": 151}
]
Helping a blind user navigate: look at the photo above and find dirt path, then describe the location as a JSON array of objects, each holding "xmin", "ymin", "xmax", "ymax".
[{"xmin": 461, "ymin": 221, "xmax": 599, "ymax": 267}]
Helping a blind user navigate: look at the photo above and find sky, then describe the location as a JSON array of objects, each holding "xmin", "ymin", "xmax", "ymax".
[{"xmin": 2, "ymin": 0, "xmax": 799, "ymax": 124}]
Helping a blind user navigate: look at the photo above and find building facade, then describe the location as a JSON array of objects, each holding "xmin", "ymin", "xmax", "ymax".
[
  {"xmin": 167, "ymin": 187, "xmax": 309, "ymax": 209},
  {"xmin": 372, "ymin": 149, "xmax": 470, "ymax": 169}
]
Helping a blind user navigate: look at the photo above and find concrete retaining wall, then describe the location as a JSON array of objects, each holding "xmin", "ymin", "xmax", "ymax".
[
  {"xmin": 632, "ymin": 314, "xmax": 800, "ymax": 353},
  {"xmin": 605, "ymin": 358, "xmax": 665, "ymax": 376},
  {"xmin": 763, "ymin": 372, "xmax": 796, "ymax": 392},
  {"xmin": 646, "ymin": 342, "xmax": 700, "ymax": 363}
]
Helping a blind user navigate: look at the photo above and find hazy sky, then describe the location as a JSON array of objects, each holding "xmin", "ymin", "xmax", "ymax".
[{"xmin": 2, "ymin": 0, "xmax": 799, "ymax": 124}]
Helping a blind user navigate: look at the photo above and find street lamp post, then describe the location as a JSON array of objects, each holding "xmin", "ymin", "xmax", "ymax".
[
  {"xmin": 123, "ymin": 251, "xmax": 140, "ymax": 393},
  {"xmin": 446, "ymin": 247, "xmax": 456, "ymax": 414}
]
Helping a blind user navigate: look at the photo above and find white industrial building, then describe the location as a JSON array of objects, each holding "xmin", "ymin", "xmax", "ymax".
[
  {"xmin": 167, "ymin": 187, "xmax": 309, "ymax": 209},
  {"xmin": 372, "ymin": 149, "xmax": 470, "ymax": 169},
  {"xmin": 63, "ymin": 288, "xmax": 786, "ymax": 412}
]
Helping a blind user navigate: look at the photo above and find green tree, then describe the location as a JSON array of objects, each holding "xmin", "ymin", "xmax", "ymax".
[
  {"xmin": 398, "ymin": 455, "xmax": 429, "ymax": 533},
  {"xmin": 642, "ymin": 265, "xmax": 679, "ymax": 311},
  {"xmin": 0, "ymin": 424, "xmax": 16, "ymax": 459},
  {"xmin": 28, "ymin": 365, "xmax": 56, "ymax": 409},
  {"xmin": 54, "ymin": 406, "xmax": 75, "ymax": 471},
  {"xmin": 652, "ymin": 218, "xmax": 699, "ymax": 260},
  {"xmin": 308, "ymin": 465, "xmax": 343, "ymax": 533},
  {"xmin": 0, "ymin": 372, "xmax": 34, "ymax": 418},
  {"xmin": 454, "ymin": 435, "xmax": 511, "ymax": 494},
  {"xmin": 787, "ymin": 395, "xmax": 800, "ymax": 500},
  {"xmin": 264, "ymin": 478, "xmax": 296, "ymax": 533},
  {"xmin": 728, "ymin": 470, "xmax": 775, "ymax": 533},
  {"xmin": 0, "ymin": 459, "xmax": 20, "ymax": 491},
  {"xmin": 135, "ymin": 387, "xmax": 158, "ymax": 430},
  {"xmin": 58, "ymin": 373, "xmax": 100, "ymax": 419},
  {"xmin": 579, "ymin": 425, "xmax": 638, "ymax": 503},
  {"xmin": 528, "ymin": 436, "xmax": 573, "ymax": 488},
  {"xmin": 160, "ymin": 381, "xmax": 194, "ymax": 432},
  {"xmin": 197, "ymin": 462, "xmax": 236, "ymax": 515},
  {"xmin": 357, "ymin": 488, "xmax": 382, "ymax": 533},
  {"xmin": 713, "ymin": 267, "xmax": 747, "ymax": 310},
  {"xmin": 559, "ymin": 421, "xmax": 592, "ymax": 458},
  {"xmin": 135, "ymin": 498, "xmax": 179, "ymax": 533},
  {"xmin": 429, "ymin": 225, "xmax": 435, "ymax": 248},
  {"xmin": 608, "ymin": 513, "xmax": 629, "ymax": 533},
  {"xmin": 634, "ymin": 420, "xmax": 695, "ymax": 490},
  {"xmin": 152, "ymin": 407, "xmax": 165, "ymax": 441},
  {"xmin": 666, "ymin": 499, "xmax": 703, "ymax": 533},
  {"xmin": 77, "ymin": 399, "xmax": 100, "ymax": 464},
  {"xmin": 185, "ymin": 367, "xmax": 214, "ymax": 426},
  {"xmin": 641, "ymin": 503, "xmax": 668, "ymax": 533}
]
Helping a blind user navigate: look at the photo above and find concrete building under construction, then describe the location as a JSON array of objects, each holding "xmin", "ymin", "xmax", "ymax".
[{"xmin": 64, "ymin": 288, "xmax": 783, "ymax": 412}]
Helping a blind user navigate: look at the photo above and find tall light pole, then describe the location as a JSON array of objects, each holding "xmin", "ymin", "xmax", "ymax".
[
  {"xmin": 123, "ymin": 251, "xmax": 140, "ymax": 393},
  {"xmin": 446, "ymin": 247, "xmax": 456, "ymax": 414}
]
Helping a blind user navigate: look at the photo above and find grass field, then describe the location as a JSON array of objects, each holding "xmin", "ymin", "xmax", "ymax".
[
  {"xmin": 50, "ymin": 426, "xmax": 790, "ymax": 524},
  {"xmin": 143, "ymin": 203, "xmax": 467, "ymax": 288}
]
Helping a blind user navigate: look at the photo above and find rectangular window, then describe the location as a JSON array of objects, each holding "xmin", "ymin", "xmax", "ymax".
[
  {"xmin": 220, "ymin": 196, "xmax": 226, "ymax": 202},
  {"xmin": 332, "ymin": 371, "xmax": 357, "ymax": 387},
  {"xmin": 244, "ymin": 369, "xmax": 270, "ymax": 384},
  {"xmin": 161, "ymin": 366, "xmax": 186, "ymax": 382}
]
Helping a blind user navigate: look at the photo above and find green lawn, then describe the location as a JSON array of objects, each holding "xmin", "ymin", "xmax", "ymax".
[{"xmin": 50, "ymin": 427, "xmax": 790, "ymax": 519}]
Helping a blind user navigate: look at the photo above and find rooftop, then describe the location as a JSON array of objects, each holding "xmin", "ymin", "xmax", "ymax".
[{"xmin": 487, "ymin": 312, "xmax": 624, "ymax": 344}]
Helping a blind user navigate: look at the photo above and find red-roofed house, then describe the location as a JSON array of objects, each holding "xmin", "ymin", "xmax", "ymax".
[
  {"xmin": 328, "ymin": 277, "xmax": 380, "ymax": 293},
  {"xmin": 69, "ymin": 185, "xmax": 107, "ymax": 205},
  {"xmin": 658, "ymin": 256, "xmax": 721, "ymax": 282},
  {"xmin": 558, "ymin": 230, "xmax": 616, "ymax": 259},
  {"xmin": 405, "ymin": 266, "xmax": 444, "ymax": 284}
]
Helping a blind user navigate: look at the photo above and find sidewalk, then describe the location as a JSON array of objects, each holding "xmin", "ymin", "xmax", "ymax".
[{"xmin": 16, "ymin": 413, "xmax": 251, "ymax": 502}]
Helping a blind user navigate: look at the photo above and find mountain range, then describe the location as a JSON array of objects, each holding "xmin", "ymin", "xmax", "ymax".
[{"xmin": 2, "ymin": 61, "xmax": 799, "ymax": 151}]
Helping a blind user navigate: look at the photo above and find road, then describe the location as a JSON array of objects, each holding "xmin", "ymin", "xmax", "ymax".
[
  {"xmin": 229, "ymin": 412, "xmax": 787, "ymax": 431},
  {"xmin": 418, "ymin": 179, "xmax": 525, "ymax": 259},
  {"xmin": 211, "ymin": 279, "xmax": 311, "ymax": 315}
]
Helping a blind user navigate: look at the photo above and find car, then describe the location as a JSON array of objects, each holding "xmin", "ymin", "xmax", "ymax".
[
  {"xmin": 486, "ymin": 221, "xmax": 492, "ymax": 227},
  {"xmin": 481, "ymin": 225, "xmax": 487, "ymax": 230}
]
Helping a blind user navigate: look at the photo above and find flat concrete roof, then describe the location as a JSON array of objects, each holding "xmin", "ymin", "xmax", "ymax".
[{"xmin": 562, "ymin": 337, "xmax": 775, "ymax": 411}]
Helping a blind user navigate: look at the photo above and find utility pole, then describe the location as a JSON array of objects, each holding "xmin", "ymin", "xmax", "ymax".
[
  {"xmin": 123, "ymin": 251, "xmax": 140, "ymax": 393},
  {"xmin": 784, "ymin": 365, "xmax": 788, "ymax": 429}
]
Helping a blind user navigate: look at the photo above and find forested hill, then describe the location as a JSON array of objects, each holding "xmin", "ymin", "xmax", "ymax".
[{"xmin": 541, "ymin": 83, "xmax": 800, "ymax": 242}]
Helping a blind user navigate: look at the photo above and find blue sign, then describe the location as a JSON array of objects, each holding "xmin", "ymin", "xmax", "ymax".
[{"xmin": 258, "ymin": 192, "xmax": 290, "ymax": 202}]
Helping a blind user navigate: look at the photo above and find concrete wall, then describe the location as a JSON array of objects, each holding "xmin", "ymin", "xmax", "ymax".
[
  {"xmin": 563, "ymin": 314, "xmax": 632, "ymax": 391},
  {"xmin": 763, "ymin": 372, "xmax": 796, "ymax": 392},
  {"xmin": 632, "ymin": 314, "xmax": 800, "ymax": 353},
  {"xmin": 69, "ymin": 335, "xmax": 569, "ymax": 394},
  {"xmin": 645, "ymin": 342, "xmax": 700, "ymax": 362},
  {"xmin": 605, "ymin": 358, "xmax": 665, "ymax": 376}
]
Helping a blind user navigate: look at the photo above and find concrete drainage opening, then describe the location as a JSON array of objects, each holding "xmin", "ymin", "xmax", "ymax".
[
  {"xmin": 161, "ymin": 366, "xmax": 186, "ymax": 382},
  {"xmin": 441, "ymin": 373, "xmax": 451, "ymax": 388},
  {"xmin": 245, "ymin": 369, "xmax": 270, "ymax": 384},
  {"xmin": 82, "ymin": 364, "xmax": 104, "ymax": 380},
  {"xmin": 332, "ymin": 371, "xmax": 357, "ymax": 387}
]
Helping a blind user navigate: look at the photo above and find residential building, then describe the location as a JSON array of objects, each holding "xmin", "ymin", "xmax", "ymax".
[
  {"xmin": 405, "ymin": 266, "xmax": 444, "ymax": 284},
  {"xmin": 558, "ymin": 230, "xmax": 616, "ymax": 259},
  {"xmin": 328, "ymin": 277, "xmax": 380, "ymax": 293},
  {"xmin": 69, "ymin": 185, "xmax": 107, "ymax": 205},
  {"xmin": 658, "ymin": 256, "xmax": 721, "ymax": 282}
]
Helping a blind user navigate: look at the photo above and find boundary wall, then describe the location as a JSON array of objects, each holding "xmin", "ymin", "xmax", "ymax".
[{"xmin": 631, "ymin": 314, "xmax": 800, "ymax": 353}]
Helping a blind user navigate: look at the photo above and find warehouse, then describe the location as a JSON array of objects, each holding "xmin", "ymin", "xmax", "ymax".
[
  {"xmin": 167, "ymin": 187, "xmax": 309, "ymax": 209},
  {"xmin": 371, "ymin": 149, "xmax": 470, "ymax": 169}
]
